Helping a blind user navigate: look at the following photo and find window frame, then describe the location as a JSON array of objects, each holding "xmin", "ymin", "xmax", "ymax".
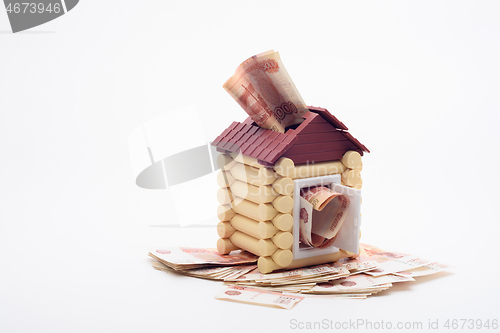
[{"xmin": 292, "ymin": 174, "xmax": 361, "ymax": 260}]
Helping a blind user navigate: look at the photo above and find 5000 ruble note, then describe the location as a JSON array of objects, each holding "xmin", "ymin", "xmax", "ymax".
[
  {"xmin": 223, "ymin": 50, "xmax": 309, "ymax": 132},
  {"xmin": 299, "ymin": 186, "xmax": 350, "ymax": 248}
]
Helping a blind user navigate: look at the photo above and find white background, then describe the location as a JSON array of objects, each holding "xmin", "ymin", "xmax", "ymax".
[{"xmin": 1, "ymin": 1, "xmax": 499, "ymax": 332}]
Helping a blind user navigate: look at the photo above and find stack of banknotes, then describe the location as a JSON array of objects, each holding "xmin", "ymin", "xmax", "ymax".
[{"xmin": 149, "ymin": 244, "xmax": 453, "ymax": 310}]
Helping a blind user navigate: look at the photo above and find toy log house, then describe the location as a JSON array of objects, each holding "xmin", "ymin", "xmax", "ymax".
[{"xmin": 212, "ymin": 106, "xmax": 369, "ymax": 273}]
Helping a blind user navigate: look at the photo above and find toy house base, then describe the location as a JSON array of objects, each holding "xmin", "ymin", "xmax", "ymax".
[{"xmin": 213, "ymin": 107, "xmax": 369, "ymax": 273}]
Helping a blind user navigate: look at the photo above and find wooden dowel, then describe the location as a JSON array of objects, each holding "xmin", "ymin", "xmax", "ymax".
[
  {"xmin": 272, "ymin": 231, "xmax": 293, "ymax": 249},
  {"xmin": 273, "ymin": 157, "xmax": 295, "ymax": 176},
  {"xmin": 272, "ymin": 177, "xmax": 294, "ymax": 196},
  {"xmin": 217, "ymin": 204, "xmax": 236, "ymax": 221},
  {"xmin": 271, "ymin": 195, "xmax": 293, "ymax": 213},
  {"xmin": 257, "ymin": 202, "xmax": 278, "ymax": 221},
  {"xmin": 231, "ymin": 196, "xmax": 290, "ymax": 224},
  {"xmin": 229, "ymin": 231, "xmax": 261, "ymax": 256},
  {"xmin": 258, "ymin": 220, "xmax": 279, "ymax": 239},
  {"xmin": 271, "ymin": 249, "xmax": 293, "ymax": 267},
  {"xmin": 217, "ymin": 238, "xmax": 239, "ymax": 254},
  {"xmin": 217, "ymin": 188, "xmax": 233, "ymax": 205},
  {"xmin": 271, "ymin": 213, "xmax": 293, "ymax": 231},
  {"xmin": 231, "ymin": 197, "xmax": 261, "ymax": 222},
  {"xmin": 230, "ymin": 162, "xmax": 277, "ymax": 186},
  {"xmin": 341, "ymin": 151, "xmax": 362, "ymax": 170},
  {"xmin": 217, "ymin": 221, "xmax": 235, "ymax": 238},
  {"xmin": 217, "ymin": 171, "xmax": 235, "ymax": 188},
  {"xmin": 230, "ymin": 214, "xmax": 262, "ymax": 240},
  {"xmin": 230, "ymin": 180, "xmax": 278, "ymax": 204},
  {"xmin": 258, "ymin": 239, "xmax": 278, "ymax": 257},
  {"xmin": 341, "ymin": 169, "xmax": 362, "ymax": 187},
  {"xmin": 275, "ymin": 160, "xmax": 346, "ymax": 179},
  {"xmin": 230, "ymin": 214, "xmax": 279, "ymax": 239},
  {"xmin": 257, "ymin": 256, "xmax": 281, "ymax": 274}
]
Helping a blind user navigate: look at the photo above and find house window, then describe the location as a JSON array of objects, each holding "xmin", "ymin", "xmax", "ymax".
[{"xmin": 292, "ymin": 175, "xmax": 362, "ymax": 260}]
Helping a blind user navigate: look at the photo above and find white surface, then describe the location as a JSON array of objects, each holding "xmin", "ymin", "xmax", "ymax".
[{"xmin": 1, "ymin": 1, "xmax": 499, "ymax": 332}]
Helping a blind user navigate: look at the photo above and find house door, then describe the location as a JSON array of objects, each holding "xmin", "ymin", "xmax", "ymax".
[{"xmin": 292, "ymin": 174, "xmax": 362, "ymax": 260}]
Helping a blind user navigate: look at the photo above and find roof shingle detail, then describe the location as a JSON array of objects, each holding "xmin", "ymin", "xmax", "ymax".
[
  {"xmin": 211, "ymin": 122, "xmax": 297, "ymax": 165},
  {"xmin": 212, "ymin": 106, "xmax": 369, "ymax": 166}
]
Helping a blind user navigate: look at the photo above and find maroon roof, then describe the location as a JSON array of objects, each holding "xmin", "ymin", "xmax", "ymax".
[
  {"xmin": 212, "ymin": 106, "xmax": 369, "ymax": 166},
  {"xmin": 307, "ymin": 106, "xmax": 349, "ymax": 131},
  {"xmin": 212, "ymin": 122, "xmax": 297, "ymax": 165}
]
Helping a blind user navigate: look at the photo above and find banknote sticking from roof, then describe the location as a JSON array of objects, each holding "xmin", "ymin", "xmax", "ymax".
[{"xmin": 212, "ymin": 106, "xmax": 369, "ymax": 274}]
